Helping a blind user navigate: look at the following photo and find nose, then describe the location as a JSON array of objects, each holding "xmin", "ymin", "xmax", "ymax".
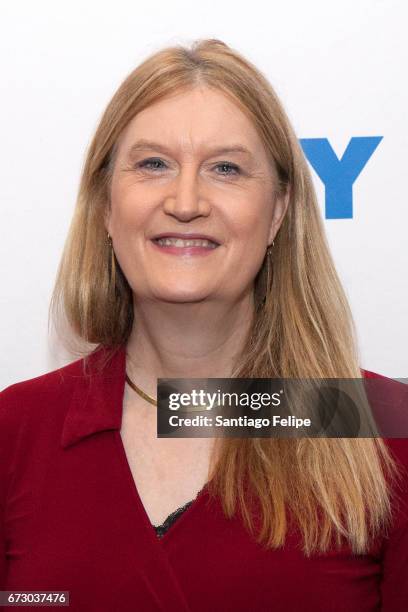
[{"xmin": 162, "ymin": 165, "xmax": 211, "ymax": 221}]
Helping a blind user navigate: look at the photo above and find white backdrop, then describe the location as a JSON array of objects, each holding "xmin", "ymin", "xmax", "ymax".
[{"xmin": 1, "ymin": 0, "xmax": 406, "ymax": 389}]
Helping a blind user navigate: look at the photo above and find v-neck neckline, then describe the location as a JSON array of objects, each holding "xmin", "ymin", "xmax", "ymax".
[{"xmin": 114, "ymin": 430, "xmax": 209, "ymax": 545}]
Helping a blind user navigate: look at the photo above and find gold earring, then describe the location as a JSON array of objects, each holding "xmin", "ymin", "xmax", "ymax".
[
  {"xmin": 266, "ymin": 240, "xmax": 275, "ymax": 257},
  {"xmin": 107, "ymin": 232, "xmax": 116, "ymax": 289}
]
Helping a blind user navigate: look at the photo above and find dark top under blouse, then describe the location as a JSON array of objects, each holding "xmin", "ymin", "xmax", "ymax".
[{"xmin": 153, "ymin": 501, "xmax": 193, "ymax": 538}]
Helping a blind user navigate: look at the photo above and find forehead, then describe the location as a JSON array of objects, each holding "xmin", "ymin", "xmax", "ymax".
[{"xmin": 116, "ymin": 86, "xmax": 267, "ymax": 158}]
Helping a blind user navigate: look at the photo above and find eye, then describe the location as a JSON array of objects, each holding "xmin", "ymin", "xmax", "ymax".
[
  {"xmin": 214, "ymin": 162, "xmax": 241, "ymax": 176},
  {"xmin": 136, "ymin": 157, "xmax": 167, "ymax": 171}
]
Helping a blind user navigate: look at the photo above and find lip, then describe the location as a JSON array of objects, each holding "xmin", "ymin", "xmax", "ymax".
[{"xmin": 151, "ymin": 232, "xmax": 221, "ymax": 245}]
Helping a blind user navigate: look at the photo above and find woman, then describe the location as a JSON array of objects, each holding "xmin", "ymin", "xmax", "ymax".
[{"xmin": 0, "ymin": 39, "xmax": 407, "ymax": 611}]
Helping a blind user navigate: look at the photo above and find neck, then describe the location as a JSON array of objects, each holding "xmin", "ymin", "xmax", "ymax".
[{"xmin": 125, "ymin": 290, "xmax": 255, "ymax": 394}]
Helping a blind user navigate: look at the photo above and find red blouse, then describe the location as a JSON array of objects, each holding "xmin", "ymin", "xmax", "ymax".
[{"xmin": 0, "ymin": 345, "xmax": 407, "ymax": 611}]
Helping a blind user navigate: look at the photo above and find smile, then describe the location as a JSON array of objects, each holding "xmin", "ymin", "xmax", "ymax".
[
  {"xmin": 154, "ymin": 237, "xmax": 218, "ymax": 249},
  {"xmin": 150, "ymin": 237, "xmax": 220, "ymax": 256}
]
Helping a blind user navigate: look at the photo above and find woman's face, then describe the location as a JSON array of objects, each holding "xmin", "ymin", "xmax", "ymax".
[{"xmin": 106, "ymin": 85, "xmax": 289, "ymax": 306}]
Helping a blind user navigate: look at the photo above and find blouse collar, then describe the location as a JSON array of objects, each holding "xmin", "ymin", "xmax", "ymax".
[{"xmin": 61, "ymin": 344, "xmax": 127, "ymax": 449}]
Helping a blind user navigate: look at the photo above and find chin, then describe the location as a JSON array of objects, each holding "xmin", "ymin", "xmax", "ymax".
[{"xmin": 149, "ymin": 287, "xmax": 214, "ymax": 303}]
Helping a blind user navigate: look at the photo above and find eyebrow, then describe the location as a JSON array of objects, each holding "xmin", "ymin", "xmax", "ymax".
[{"xmin": 126, "ymin": 139, "xmax": 254, "ymax": 159}]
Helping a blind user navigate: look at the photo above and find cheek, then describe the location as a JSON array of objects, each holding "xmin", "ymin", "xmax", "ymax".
[
  {"xmin": 228, "ymin": 193, "xmax": 272, "ymax": 245},
  {"xmin": 109, "ymin": 182, "xmax": 148, "ymax": 234}
]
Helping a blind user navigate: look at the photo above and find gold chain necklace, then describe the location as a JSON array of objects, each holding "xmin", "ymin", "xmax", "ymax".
[
  {"xmin": 126, "ymin": 373, "xmax": 223, "ymax": 413},
  {"xmin": 125, "ymin": 373, "xmax": 157, "ymax": 406},
  {"xmin": 125, "ymin": 373, "xmax": 213, "ymax": 412}
]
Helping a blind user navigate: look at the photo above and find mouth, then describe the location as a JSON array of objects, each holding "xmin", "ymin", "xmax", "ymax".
[{"xmin": 150, "ymin": 234, "xmax": 221, "ymax": 256}]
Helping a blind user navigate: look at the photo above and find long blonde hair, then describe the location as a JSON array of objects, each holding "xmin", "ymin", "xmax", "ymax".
[{"xmin": 50, "ymin": 39, "xmax": 399, "ymax": 555}]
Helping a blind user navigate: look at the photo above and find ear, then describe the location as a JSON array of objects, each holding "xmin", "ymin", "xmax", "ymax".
[{"xmin": 268, "ymin": 185, "xmax": 290, "ymax": 245}]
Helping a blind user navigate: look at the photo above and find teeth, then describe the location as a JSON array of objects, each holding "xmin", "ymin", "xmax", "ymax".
[{"xmin": 156, "ymin": 237, "xmax": 218, "ymax": 248}]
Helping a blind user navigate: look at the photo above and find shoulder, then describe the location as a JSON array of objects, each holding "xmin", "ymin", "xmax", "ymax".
[
  {"xmin": 0, "ymin": 353, "xmax": 91, "ymax": 444},
  {"xmin": 361, "ymin": 368, "xmax": 408, "ymax": 439},
  {"xmin": 1, "ymin": 355, "xmax": 85, "ymax": 412},
  {"xmin": 362, "ymin": 368, "xmax": 408, "ymax": 475},
  {"xmin": 0, "ymin": 344, "xmax": 122, "ymax": 441}
]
